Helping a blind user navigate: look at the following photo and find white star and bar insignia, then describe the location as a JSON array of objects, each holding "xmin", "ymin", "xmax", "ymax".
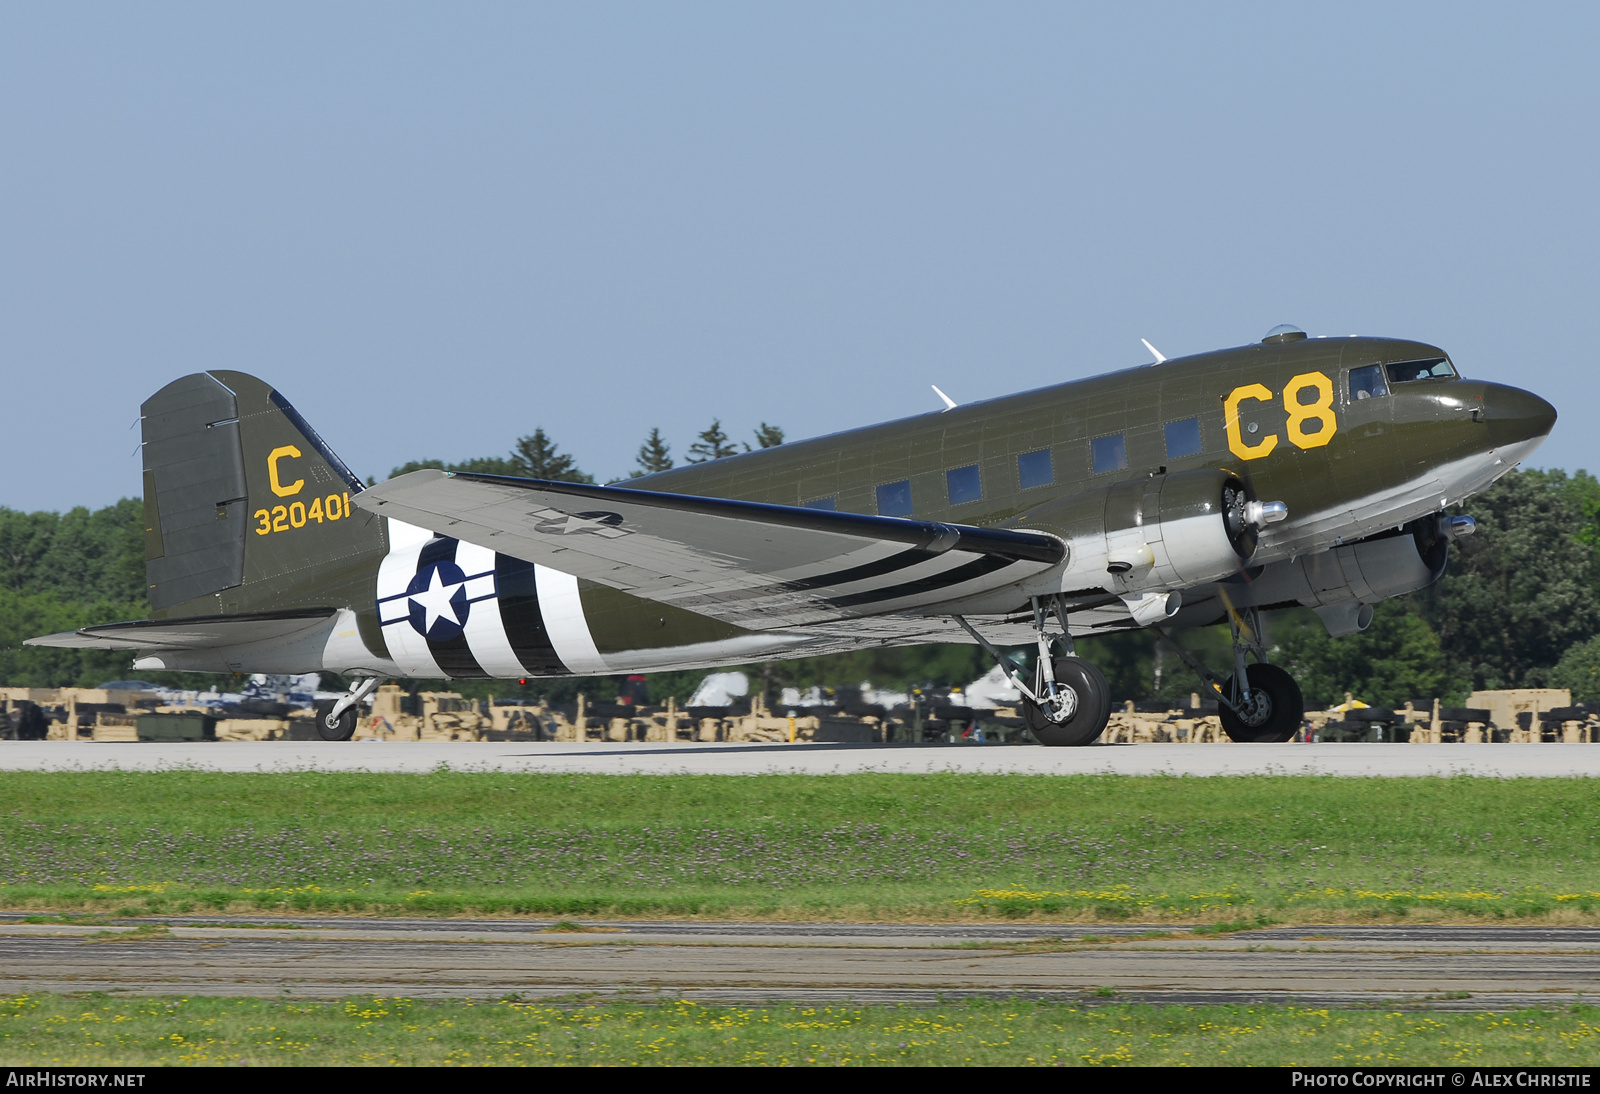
[{"xmin": 528, "ymin": 507, "xmax": 631, "ymax": 538}]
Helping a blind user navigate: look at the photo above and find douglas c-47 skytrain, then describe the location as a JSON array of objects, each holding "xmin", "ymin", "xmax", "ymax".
[{"xmin": 31, "ymin": 325, "xmax": 1557, "ymax": 745}]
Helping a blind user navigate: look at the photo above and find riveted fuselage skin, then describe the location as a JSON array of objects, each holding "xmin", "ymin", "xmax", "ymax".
[
  {"xmin": 143, "ymin": 337, "xmax": 1555, "ymax": 676},
  {"xmin": 638, "ymin": 336, "xmax": 1550, "ymax": 551}
]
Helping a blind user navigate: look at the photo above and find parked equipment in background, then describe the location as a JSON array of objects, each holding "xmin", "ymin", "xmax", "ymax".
[{"xmin": 136, "ymin": 713, "xmax": 216, "ymax": 742}]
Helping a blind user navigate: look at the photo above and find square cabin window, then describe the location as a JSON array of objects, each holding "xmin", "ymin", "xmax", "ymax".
[
  {"xmin": 876, "ymin": 480, "xmax": 913, "ymax": 517},
  {"xmin": 804, "ymin": 496, "xmax": 837, "ymax": 511},
  {"xmin": 946, "ymin": 464, "xmax": 982, "ymax": 505},
  {"xmin": 1091, "ymin": 433, "xmax": 1127, "ymax": 475},
  {"xmin": 1017, "ymin": 449, "xmax": 1053, "ymax": 490},
  {"xmin": 1164, "ymin": 417, "xmax": 1203, "ymax": 459},
  {"xmin": 1349, "ymin": 364, "xmax": 1389, "ymax": 401}
]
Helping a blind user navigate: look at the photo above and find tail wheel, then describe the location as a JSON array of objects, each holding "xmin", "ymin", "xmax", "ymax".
[
  {"xmin": 1024, "ymin": 657, "xmax": 1111, "ymax": 747},
  {"xmin": 1218, "ymin": 662, "xmax": 1304, "ymax": 743},
  {"xmin": 314, "ymin": 700, "xmax": 357, "ymax": 742}
]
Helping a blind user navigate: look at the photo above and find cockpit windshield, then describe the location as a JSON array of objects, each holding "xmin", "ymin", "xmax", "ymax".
[
  {"xmin": 1349, "ymin": 364, "xmax": 1388, "ymax": 400},
  {"xmin": 1386, "ymin": 357, "xmax": 1457, "ymax": 383}
]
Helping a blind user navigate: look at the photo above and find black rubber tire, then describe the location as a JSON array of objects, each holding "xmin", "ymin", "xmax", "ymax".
[
  {"xmin": 1218, "ymin": 662, "xmax": 1304, "ymax": 743},
  {"xmin": 14, "ymin": 703, "xmax": 48, "ymax": 741},
  {"xmin": 314, "ymin": 701, "xmax": 358, "ymax": 742},
  {"xmin": 1024, "ymin": 657, "xmax": 1112, "ymax": 747}
]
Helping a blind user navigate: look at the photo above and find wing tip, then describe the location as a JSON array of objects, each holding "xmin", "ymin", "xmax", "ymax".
[{"xmin": 24, "ymin": 630, "xmax": 99, "ymax": 648}]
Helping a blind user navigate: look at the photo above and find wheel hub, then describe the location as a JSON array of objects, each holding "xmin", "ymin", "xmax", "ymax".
[
  {"xmin": 1040, "ymin": 685, "xmax": 1080, "ymax": 724},
  {"xmin": 1233, "ymin": 688, "xmax": 1273, "ymax": 727}
]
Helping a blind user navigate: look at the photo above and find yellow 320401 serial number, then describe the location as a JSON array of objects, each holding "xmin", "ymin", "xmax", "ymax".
[{"xmin": 254, "ymin": 493, "xmax": 352, "ymax": 535}]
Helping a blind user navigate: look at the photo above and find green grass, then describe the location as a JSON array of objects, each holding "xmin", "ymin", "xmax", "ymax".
[
  {"xmin": 1, "ymin": 771, "xmax": 1598, "ymax": 922},
  {"xmin": 3, "ymin": 993, "xmax": 1598, "ymax": 1066}
]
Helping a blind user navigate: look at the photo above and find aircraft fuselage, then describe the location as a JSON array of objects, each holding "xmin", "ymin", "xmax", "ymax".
[{"xmin": 42, "ymin": 332, "xmax": 1556, "ymax": 685}]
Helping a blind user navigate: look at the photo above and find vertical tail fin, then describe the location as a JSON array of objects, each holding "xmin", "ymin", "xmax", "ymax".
[{"xmin": 141, "ymin": 371, "xmax": 386, "ymax": 616}]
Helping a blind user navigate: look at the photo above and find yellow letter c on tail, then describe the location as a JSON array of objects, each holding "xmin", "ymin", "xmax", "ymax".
[{"xmin": 268, "ymin": 445, "xmax": 304, "ymax": 497}]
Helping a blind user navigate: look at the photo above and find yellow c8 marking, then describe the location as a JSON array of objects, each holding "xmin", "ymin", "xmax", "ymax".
[
  {"xmin": 1223, "ymin": 370, "xmax": 1339, "ymax": 459},
  {"xmin": 1223, "ymin": 383, "xmax": 1278, "ymax": 461},
  {"xmin": 253, "ymin": 493, "xmax": 349, "ymax": 536},
  {"xmin": 267, "ymin": 445, "xmax": 304, "ymax": 497},
  {"xmin": 1283, "ymin": 371, "xmax": 1336, "ymax": 449}
]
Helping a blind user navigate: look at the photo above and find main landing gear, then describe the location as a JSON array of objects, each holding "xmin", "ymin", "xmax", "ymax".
[
  {"xmin": 954, "ymin": 597, "xmax": 1112, "ymax": 747},
  {"xmin": 313, "ymin": 676, "xmax": 382, "ymax": 742},
  {"xmin": 1157, "ymin": 606, "xmax": 1304, "ymax": 743}
]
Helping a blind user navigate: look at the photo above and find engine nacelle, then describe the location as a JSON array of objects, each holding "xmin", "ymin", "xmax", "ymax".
[
  {"xmin": 1101, "ymin": 468, "xmax": 1258, "ymax": 589},
  {"xmin": 1222, "ymin": 514, "xmax": 1455, "ymax": 636},
  {"xmin": 1297, "ymin": 517, "xmax": 1449, "ymax": 624},
  {"xmin": 1013, "ymin": 469, "xmax": 1260, "ymax": 597}
]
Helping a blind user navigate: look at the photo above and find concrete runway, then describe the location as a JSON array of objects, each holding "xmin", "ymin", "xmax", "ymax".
[
  {"xmin": 3, "ymin": 916, "xmax": 1597, "ymax": 1009},
  {"xmin": 1, "ymin": 740, "xmax": 1598, "ymax": 776}
]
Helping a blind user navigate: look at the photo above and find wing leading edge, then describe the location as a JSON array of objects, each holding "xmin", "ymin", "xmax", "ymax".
[{"xmin": 355, "ymin": 471, "xmax": 1065, "ymax": 629}]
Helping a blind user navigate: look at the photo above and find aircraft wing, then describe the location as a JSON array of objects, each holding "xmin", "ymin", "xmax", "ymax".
[
  {"xmin": 356, "ymin": 471, "xmax": 1064, "ymax": 629},
  {"xmin": 26, "ymin": 609, "xmax": 338, "ymax": 650}
]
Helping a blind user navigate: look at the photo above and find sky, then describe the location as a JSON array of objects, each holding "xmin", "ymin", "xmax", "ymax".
[{"xmin": 2, "ymin": 3, "xmax": 1597, "ymax": 511}]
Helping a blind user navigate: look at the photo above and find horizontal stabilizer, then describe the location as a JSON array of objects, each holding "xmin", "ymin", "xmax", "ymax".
[
  {"xmin": 26, "ymin": 609, "xmax": 338, "ymax": 651},
  {"xmin": 356, "ymin": 472, "xmax": 1064, "ymax": 629}
]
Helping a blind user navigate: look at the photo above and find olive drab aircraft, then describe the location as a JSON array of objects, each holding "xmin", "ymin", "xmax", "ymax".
[{"xmin": 30, "ymin": 324, "xmax": 1557, "ymax": 744}]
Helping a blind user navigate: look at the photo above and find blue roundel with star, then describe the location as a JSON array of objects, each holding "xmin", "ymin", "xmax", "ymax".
[{"xmin": 406, "ymin": 560, "xmax": 472, "ymax": 642}]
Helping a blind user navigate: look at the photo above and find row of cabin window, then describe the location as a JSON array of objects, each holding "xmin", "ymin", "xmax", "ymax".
[
  {"xmin": 1091, "ymin": 416, "xmax": 1203, "ymax": 476},
  {"xmin": 805, "ymin": 417, "xmax": 1205, "ymax": 516},
  {"xmin": 802, "ymin": 417, "xmax": 1203, "ymax": 516},
  {"xmin": 805, "ymin": 452, "xmax": 1052, "ymax": 515}
]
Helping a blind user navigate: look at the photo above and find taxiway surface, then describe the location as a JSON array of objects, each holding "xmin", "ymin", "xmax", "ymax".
[
  {"xmin": 1, "ymin": 741, "xmax": 1597, "ymax": 776},
  {"xmin": 3, "ymin": 917, "xmax": 1596, "ymax": 1010}
]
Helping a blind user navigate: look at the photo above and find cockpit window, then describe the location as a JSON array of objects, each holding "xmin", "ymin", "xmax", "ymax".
[
  {"xmin": 1348, "ymin": 364, "xmax": 1389, "ymax": 401},
  {"xmin": 1386, "ymin": 357, "xmax": 1457, "ymax": 383}
]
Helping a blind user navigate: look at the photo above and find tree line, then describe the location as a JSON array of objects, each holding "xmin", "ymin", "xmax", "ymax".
[
  {"xmin": 2, "ymin": 429, "xmax": 1599, "ymax": 708},
  {"xmin": 387, "ymin": 419, "xmax": 784, "ymax": 484}
]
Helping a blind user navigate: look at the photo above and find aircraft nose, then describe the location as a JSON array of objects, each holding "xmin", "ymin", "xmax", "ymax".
[{"xmin": 1483, "ymin": 383, "xmax": 1557, "ymax": 447}]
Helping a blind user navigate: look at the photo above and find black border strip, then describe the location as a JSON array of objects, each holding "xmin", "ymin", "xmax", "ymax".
[
  {"xmin": 784, "ymin": 547, "xmax": 943, "ymax": 591},
  {"xmin": 495, "ymin": 554, "xmax": 570, "ymax": 676},
  {"xmin": 827, "ymin": 555, "xmax": 1018, "ymax": 608}
]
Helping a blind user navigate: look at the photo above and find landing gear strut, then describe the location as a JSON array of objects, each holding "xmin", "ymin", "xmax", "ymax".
[
  {"xmin": 1156, "ymin": 606, "xmax": 1303, "ymax": 743},
  {"xmin": 953, "ymin": 597, "xmax": 1112, "ymax": 747},
  {"xmin": 314, "ymin": 676, "xmax": 382, "ymax": 742}
]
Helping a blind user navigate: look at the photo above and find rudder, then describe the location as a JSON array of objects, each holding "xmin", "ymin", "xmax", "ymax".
[{"xmin": 141, "ymin": 373, "xmax": 249, "ymax": 610}]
